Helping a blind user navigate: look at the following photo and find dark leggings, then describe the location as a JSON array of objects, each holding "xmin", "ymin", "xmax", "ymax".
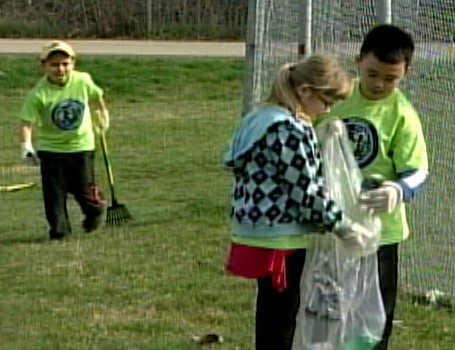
[
  {"xmin": 254, "ymin": 244, "xmax": 398, "ymax": 350},
  {"xmin": 255, "ymin": 249, "xmax": 306, "ymax": 350},
  {"xmin": 374, "ymin": 243, "xmax": 399, "ymax": 350},
  {"xmin": 38, "ymin": 151, "xmax": 104, "ymax": 238}
]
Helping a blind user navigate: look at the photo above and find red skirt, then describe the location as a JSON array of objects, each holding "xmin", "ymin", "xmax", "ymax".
[{"xmin": 225, "ymin": 243, "xmax": 296, "ymax": 292}]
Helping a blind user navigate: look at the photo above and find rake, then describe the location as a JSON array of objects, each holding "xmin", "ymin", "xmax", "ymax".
[
  {"xmin": 99, "ymin": 133, "xmax": 132, "ymax": 226},
  {"xmin": 0, "ymin": 182, "xmax": 36, "ymax": 192}
]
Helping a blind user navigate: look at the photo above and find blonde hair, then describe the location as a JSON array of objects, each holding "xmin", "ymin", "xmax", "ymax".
[{"xmin": 266, "ymin": 54, "xmax": 351, "ymax": 117}]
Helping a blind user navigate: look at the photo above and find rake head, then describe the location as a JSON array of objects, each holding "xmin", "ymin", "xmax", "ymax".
[{"xmin": 106, "ymin": 202, "xmax": 132, "ymax": 226}]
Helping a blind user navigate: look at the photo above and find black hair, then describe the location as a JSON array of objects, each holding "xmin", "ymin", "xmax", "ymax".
[{"xmin": 360, "ymin": 24, "xmax": 414, "ymax": 67}]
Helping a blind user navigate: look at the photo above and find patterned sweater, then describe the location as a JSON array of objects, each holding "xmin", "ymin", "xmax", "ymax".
[{"xmin": 224, "ymin": 105, "xmax": 343, "ymax": 239}]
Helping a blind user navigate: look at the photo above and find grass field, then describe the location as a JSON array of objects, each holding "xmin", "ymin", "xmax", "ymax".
[{"xmin": 0, "ymin": 55, "xmax": 453, "ymax": 349}]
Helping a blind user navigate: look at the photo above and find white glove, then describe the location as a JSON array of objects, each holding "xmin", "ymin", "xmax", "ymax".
[
  {"xmin": 360, "ymin": 181, "xmax": 403, "ymax": 213},
  {"xmin": 93, "ymin": 109, "xmax": 110, "ymax": 134},
  {"xmin": 21, "ymin": 141, "xmax": 39, "ymax": 165},
  {"xmin": 21, "ymin": 141, "xmax": 35, "ymax": 159},
  {"xmin": 335, "ymin": 222, "xmax": 378, "ymax": 257}
]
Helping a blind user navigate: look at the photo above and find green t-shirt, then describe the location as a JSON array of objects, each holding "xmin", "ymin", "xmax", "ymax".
[
  {"xmin": 320, "ymin": 80, "xmax": 428, "ymax": 245},
  {"xmin": 19, "ymin": 70, "xmax": 103, "ymax": 152}
]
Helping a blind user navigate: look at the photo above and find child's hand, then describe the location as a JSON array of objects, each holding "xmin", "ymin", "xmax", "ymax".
[
  {"xmin": 21, "ymin": 141, "xmax": 35, "ymax": 159},
  {"xmin": 20, "ymin": 141, "xmax": 39, "ymax": 165},
  {"xmin": 360, "ymin": 181, "xmax": 403, "ymax": 213},
  {"xmin": 93, "ymin": 109, "xmax": 110, "ymax": 134},
  {"xmin": 335, "ymin": 222, "xmax": 378, "ymax": 257}
]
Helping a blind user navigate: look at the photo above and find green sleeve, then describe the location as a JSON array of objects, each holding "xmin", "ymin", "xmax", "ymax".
[
  {"xmin": 391, "ymin": 106, "xmax": 428, "ymax": 172},
  {"xmin": 19, "ymin": 92, "xmax": 41, "ymax": 124},
  {"xmin": 84, "ymin": 73, "xmax": 103, "ymax": 99}
]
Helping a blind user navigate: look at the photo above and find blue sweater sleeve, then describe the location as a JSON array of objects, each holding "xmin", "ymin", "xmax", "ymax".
[{"xmin": 396, "ymin": 169, "xmax": 428, "ymax": 202}]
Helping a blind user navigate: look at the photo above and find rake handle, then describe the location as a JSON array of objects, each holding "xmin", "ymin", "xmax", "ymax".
[
  {"xmin": 0, "ymin": 182, "xmax": 36, "ymax": 192},
  {"xmin": 99, "ymin": 132, "xmax": 117, "ymax": 201}
]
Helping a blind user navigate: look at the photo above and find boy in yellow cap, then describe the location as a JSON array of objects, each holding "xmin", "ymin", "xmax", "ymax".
[{"xmin": 19, "ymin": 40, "xmax": 110, "ymax": 240}]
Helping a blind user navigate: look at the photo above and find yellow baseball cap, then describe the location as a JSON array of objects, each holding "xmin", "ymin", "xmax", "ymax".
[{"xmin": 40, "ymin": 40, "xmax": 75, "ymax": 61}]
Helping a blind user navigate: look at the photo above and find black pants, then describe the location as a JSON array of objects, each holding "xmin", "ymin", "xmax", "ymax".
[
  {"xmin": 374, "ymin": 243, "xmax": 399, "ymax": 350},
  {"xmin": 38, "ymin": 151, "xmax": 105, "ymax": 238},
  {"xmin": 255, "ymin": 249, "xmax": 306, "ymax": 350}
]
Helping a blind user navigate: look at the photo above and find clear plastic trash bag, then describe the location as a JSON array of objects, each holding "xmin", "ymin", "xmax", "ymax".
[{"xmin": 292, "ymin": 120, "xmax": 386, "ymax": 350}]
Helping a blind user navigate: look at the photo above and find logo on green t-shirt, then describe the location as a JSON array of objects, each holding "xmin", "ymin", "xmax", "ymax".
[
  {"xmin": 51, "ymin": 98, "xmax": 85, "ymax": 130},
  {"xmin": 343, "ymin": 117, "xmax": 379, "ymax": 168}
]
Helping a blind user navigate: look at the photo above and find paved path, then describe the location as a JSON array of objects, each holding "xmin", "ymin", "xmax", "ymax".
[
  {"xmin": 0, "ymin": 39, "xmax": 245, "ymax": 57},
  {"xmin": 1, "ymin": 39, "xmax": 451, "ymax": 59}
]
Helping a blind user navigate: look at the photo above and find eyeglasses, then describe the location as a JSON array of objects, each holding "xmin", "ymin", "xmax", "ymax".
[{"xmin": 316, "ymin": 93, "xmax": 336, "ymax": 110}]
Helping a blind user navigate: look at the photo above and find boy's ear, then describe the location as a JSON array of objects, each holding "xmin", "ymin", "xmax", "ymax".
[{"xmin": 355, "ymin": 55, "xmax": 361, "ymax": 64}]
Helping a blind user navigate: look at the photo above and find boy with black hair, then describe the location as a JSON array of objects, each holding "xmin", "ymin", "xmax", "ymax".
[
  {"xmin": 19, "ymin": 41, "xmax": 110, "ymax": 240},
  {"xmin": 321, "ymin": 24, "xmax": 429, "ymax": 349}
]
